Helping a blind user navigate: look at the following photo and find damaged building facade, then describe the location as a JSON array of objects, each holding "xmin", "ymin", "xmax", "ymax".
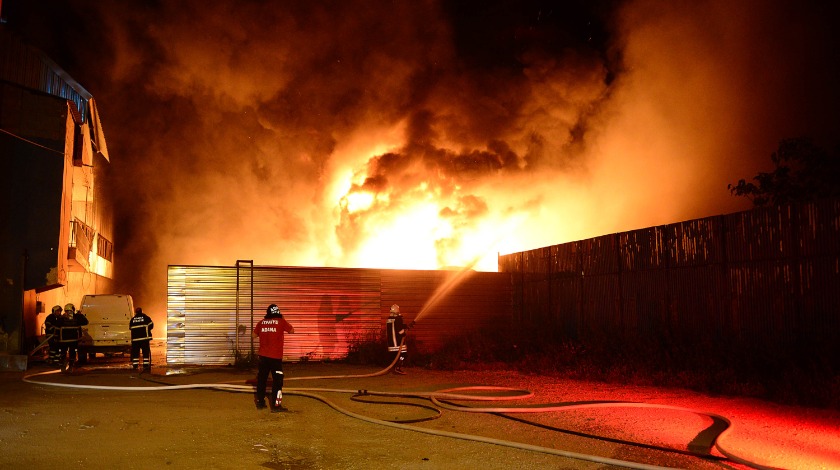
[{"xmin": 1, "ymin": 28, "xmax": 116, "ymax": 355}]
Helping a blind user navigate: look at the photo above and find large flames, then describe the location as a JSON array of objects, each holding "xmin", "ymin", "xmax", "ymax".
[
  {"xmin": 326, "ymin": 114, "xmax": 569, "ymax": 272},
  {"xmin": 335, "ymin": 165, "xmax": 524, "ymax": 271},
  {"xmin": 40, "ymin": 0, "xmax": 831, "ymax": 312}
]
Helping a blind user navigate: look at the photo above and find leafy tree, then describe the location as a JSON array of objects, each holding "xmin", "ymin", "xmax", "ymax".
[{"xmin": 729, "ymin": 138, "xmax": 840, "ymax": 207}]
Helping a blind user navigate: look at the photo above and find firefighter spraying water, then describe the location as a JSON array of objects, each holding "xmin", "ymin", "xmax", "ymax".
[{"xmin": 385, "ymin": 304, "xmax": 415, "ymax": 374}]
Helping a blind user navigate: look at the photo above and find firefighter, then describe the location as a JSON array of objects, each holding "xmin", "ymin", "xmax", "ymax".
[
  {"xmin": 386, "ymin": 304, "xmax": 414, "ymax": 374},
  {"xmin": 56, "ymin": 303, "xmax": 88, "ymax": 372},
  {"xmin": 44, "ymin": 305, "xmax": 62, "ymax": 366},
  {"xmin": 129, "ymin": 307, "xmax": 154, "ymax": 371},
  {"xmin": 253, "ymin": 304, "xmax": 295, "ymax": 412}
]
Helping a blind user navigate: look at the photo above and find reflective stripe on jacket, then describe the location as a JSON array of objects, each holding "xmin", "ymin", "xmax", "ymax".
[
  {"xmin": 58, "ymin": 325, "xmax": 81, "ymax": 342},
  {"xmin": 130, "ymin": 314, "xmax": 154, "ymax": 341},
  {"xmin": 57, "ymin": 314, "xmax": 88, "ymax": 342}
]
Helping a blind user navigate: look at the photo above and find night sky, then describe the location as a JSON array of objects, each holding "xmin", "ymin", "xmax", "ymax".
[{"xmin": 4, "ymin": 0, "xmax": 839, "ymax": 313}]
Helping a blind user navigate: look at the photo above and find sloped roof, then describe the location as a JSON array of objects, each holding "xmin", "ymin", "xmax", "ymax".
[{"xmin": 0, "ymin": 27, "xmax": 109, "ymax": 161}]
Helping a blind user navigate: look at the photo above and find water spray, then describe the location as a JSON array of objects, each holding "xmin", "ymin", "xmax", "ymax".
[{"xmin": 414, "ymin": 254, "xmax": 483, "ymax": 324}]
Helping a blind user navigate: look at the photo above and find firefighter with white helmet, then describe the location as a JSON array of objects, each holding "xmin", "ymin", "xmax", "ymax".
[
  {"xmin": 386, "ymin": 304, "xmax": 415, "ymax": 374},
  {"xmin": 253, "ymin": 304, "xmax": 295, "ymax": 412}
]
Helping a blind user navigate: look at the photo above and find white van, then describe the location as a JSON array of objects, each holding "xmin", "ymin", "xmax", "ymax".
[{"xmin": 78, "ymin": 294, "xmax": 134, "ymax": 359}]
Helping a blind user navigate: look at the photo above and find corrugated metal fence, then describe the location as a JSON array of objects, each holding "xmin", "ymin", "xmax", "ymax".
[
  {"xmin": 499, "ymin": 199, "xmax": 840, "ymax": 348},
  {"xmin": 167, "ymin": 264, "xmax": 511, "ymax": 365}
]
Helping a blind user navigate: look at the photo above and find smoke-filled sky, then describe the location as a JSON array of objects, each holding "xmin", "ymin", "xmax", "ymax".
[{"xmin": 5, "ymin": 0, "xmax": 839, "ymax": 314}]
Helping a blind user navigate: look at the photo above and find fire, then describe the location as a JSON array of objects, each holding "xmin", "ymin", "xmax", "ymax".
[
  {"xmin": 340, "ymin": 191, "xmax": 376, "ymax": 213},
  {"xmin": 333, "ymin": 146, "xmax": 532, "ymax": 272},
  {"xmin": 58, "ymin": 0, "xmax": 832, "ymax": 314},
  {"xmin": 351, "ymin": 201, "xmax": 443, "ymax": 270}
]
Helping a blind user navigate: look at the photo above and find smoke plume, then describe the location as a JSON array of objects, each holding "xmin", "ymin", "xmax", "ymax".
[{"xmin": 8, "ymin": 0, "xmax": 837, "ymax": 322}]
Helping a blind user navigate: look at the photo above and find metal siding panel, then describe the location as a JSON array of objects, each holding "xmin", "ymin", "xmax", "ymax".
[
  {"xmin": 727, "ymin": 259, "xmax": 800, "ymax": 343},
  {"xmin": 167, "ymin": 265, "xmax": 381, "ymax": 365},
  {"xmin": 665, "ymin": 217, "xmax": 724, "ymax": 267},
  {"xmin": 581, "ymin": 235, "xmax": 619, "ymax": 275},
  {"xmin": 666, "ymin": 265, "xmax": 727, "ymax": 340},
  {"xmin": 798, "ymin": 199, "xmax": 840, "ymax": 257},
  {"xmin": 500, "ymin": 198, "xmax": 840, "ymax": 361},
  {"xmin": 620, "ymin": 227, "xmax": 665, "ymax": 272},
  {"xmin": 620, "ymin": 269, "xmax": 668, "ymax": 338},
  {"xmin": 521, "ymin": 273, "xmax": 548, "ymax": 325},
  {"xmin": 168, "ymin": 266, "xmax": 510, "ymax": 365},
  {"xmin": 724, "ymin": 204, "xmax": 796, "ymax": 263},
  {"xmin": 550, "ymin": 276, "xmax": 582, "ymax": 338},
  {"xmin": 799, "ymin": 256, "xmax": 840, "ymax": 336},
  {"xmin": 381, "ymin": 269, "xmax": 512, "ymax": 353},
  {"xmin": 551, "ymin": 241, "xmax": 581, "ymax": 274},
  {"xmin": 580, "ymin": 274, "xmax": 620, "ymax": 337},
  {"xmin": 0, "ymin": 30, "xmax": 90, "ymax": 122}
]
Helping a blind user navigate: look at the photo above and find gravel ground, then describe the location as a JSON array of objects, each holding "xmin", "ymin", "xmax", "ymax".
[{"xmin": 1, "ymin": 355, "xmax": 839, "ymax": 469}]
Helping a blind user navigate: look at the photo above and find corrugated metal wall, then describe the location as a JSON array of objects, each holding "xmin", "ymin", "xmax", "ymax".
[
  {"xmin": 1, "ymin": 29, "xmax": 92, "ymax": 122},
  {"xmin": 167, "ymin": 265, "xmax": 511, "ymax": 365},
  {"xmin": 500, "ymin": 198, "xmax": 840, "ymax": 348}
]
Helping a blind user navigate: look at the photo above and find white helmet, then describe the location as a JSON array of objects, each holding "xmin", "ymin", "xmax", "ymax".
[{"xmin": 390, "ymin": 304, "xmax": 400, "ymax": 314}]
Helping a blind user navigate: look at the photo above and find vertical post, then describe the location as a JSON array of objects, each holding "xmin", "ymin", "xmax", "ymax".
[
  {"xmin": 19, "ymin": 250, "xmax": 28, "ymax": 354},
  {"xmin": 235, "ymin": 260, "xmax": 254, "ymax": 361},
  {"xmin": 547, "ymin": 245, "xmax": 552, "ymax": 335},
  {"xmin": 611, "ymin": 233, "xmax": 630, "ymax": 337},
  {"xmin": 250, "ymin": 262, "xmax": 254, "ymax": 358},
  {"xmin": 235, "ymin": 264, "xmax": 239, "ymax": 357}
]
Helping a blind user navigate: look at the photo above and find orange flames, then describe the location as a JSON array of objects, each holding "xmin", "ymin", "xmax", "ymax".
[{"xmin": 50, "ymin": 0, "xmax": 832, "ymax": 311}]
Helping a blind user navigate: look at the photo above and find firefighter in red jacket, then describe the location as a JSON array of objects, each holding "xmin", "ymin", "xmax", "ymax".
[
  {"xmin": 130, "ymin": 307, "xmax": 154, "ymax": 371},
  {"xmin": 253, "ymin": 304, "xmax": 295, "ymax": 412}
]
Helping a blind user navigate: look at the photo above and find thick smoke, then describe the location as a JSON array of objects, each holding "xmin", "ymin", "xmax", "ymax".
[
  {"xmin": 8, "ymin": 0, "xmax": 837, "ymax": 323},
  {"xmin": 97, "ymin": 0, "xmax": 614, "ymax": 312}
]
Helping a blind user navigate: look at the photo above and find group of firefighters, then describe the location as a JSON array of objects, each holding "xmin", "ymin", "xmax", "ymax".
[
  {"xmin": 43, "ymin": 303, "xmax": 88, "ymax": 371},
  {"xmin": 41, "ymin": 300, "xmax": 412, "ymax": 413},
  {"xmin": 42, "ymin": 304, "xmax": 154, "ymax": 373}
]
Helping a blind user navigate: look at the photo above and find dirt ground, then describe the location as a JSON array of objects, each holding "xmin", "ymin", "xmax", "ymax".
[{"xmin": 2, "ymin": 347, "xmax": 840, "ymax": 470}]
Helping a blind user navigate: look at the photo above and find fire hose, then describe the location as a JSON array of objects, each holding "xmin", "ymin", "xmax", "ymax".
[{"xmin": 21, "ymin": 344, "xmax": 783, "ymax": 470}]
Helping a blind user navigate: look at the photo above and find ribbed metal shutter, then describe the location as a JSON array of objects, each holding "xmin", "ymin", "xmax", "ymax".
[{"xmin": 168, "ymin": 265, "xmax": 511, "ymax": 365}]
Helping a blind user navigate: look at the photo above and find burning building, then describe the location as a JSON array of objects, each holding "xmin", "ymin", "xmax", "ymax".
[
  {"xmin": 0, "ymin": 28, "xmax": 116, "ymax": 357},
  {"xmin": 3, "ymin": 0, "xmax": 837, "ymax": 346}
]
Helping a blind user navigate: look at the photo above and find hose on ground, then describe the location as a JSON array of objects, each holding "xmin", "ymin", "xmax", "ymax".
[
  {"xmin": 21, "ymin": 335, "xmax": 783, "ymax": 470},
  {"xmin": 21, "ymin": 366, "xmax": 783, "ymax": 470}
]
